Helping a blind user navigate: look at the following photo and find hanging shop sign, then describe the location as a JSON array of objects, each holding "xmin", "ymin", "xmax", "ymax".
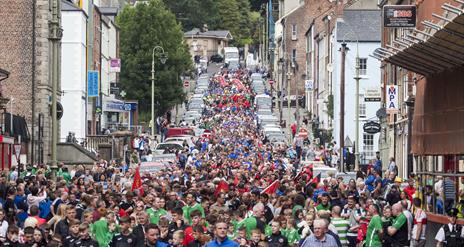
[
  {"xmin": 383, "ymin": 5, "xmax": 416, "ymax": 28},
  {"xmin": 386, "ymin": 85, "xmax": 398, "ymax": 114},
  {"xmin": 363, "ymin": 121, "xmax": 381, "ymax": 134}
]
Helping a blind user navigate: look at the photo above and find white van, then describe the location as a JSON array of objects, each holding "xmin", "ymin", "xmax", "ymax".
[{"xmin": 224, "ymin": 47, "xmax": 239, "ymax": 65}]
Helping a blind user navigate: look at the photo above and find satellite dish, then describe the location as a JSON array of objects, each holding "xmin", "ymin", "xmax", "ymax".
[{"xmin": 376, "ymin": 107, "xmax": 387, "ymax": 119}]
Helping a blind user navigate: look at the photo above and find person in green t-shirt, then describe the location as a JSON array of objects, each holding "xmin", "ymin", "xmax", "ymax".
[
  {"xmin": 387, "ymin": 203, "xmax": 409, "ymax": 247},
  {"xmin": 146, "ymin": 197, "xmax": 167, "ymax": 225},
  {"xmin": 315, "ymin": 193, "xmax": 331, "ymax": 212},
  {"xmin": 365, "ymin": 204, "xmax": 383, "ymax": 247},
  {"xmin": 182, "ymin": 193, "xmax": 205, "ymax": 224},
  {"xmin": 92, "ymin": 209, "xmax": 110, "ymax": 247}
]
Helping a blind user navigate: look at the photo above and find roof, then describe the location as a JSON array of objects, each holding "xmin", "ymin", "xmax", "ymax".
[
  {"xmin": 99, "ymin": 7, "xmax": 119, "ymax": 16},
  {"xmin": 336, "ymin": 10, "xmax": 381, "ymax": 42},
  {"xmin": 184, "ymin": 28, "xmax": 233, "ymax": 40},
  {"xmin": 61, "ymin": 0, "xmax": 81, "ymax": 11}
]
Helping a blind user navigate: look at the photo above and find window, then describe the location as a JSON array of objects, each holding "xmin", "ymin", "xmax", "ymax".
[
  {"xmin": 292, "ymin": 24, "xmax": 297, "ymax": 40},
  {"xmin": 363, "ymin": 133, "xmax": 375, "ymax": 160},
  {"xmin": 359, "ymin": 58, "xmax": 367, "ymax": 75},
  {"xmin": 292, "ymin": 49, "xmax": 297, "ymax": 62},
  {"xmin": 359, "ymin": 94, "xmax": 366, "ymax": 118}
]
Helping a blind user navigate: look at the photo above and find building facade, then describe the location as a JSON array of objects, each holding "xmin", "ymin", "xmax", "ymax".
[
  {"xmin": 332, "ymin": 9, "xmax": 382, "ymax": 166},
  {"xmin": 184, "ymin": 29, "xmax": 233, "ymax": 59},
  {"xmin": 61, "ymin": 0, "xmax": 88, "ymax": 142}
]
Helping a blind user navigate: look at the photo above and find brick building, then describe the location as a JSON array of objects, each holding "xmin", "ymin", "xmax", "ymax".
[
  {"xmin": 275, "ymin": 0, "xmax": 355, "ymax": 133},
  {"xmin": 0, "ymin": 0, "xmax": 58, "ymax": 165}
]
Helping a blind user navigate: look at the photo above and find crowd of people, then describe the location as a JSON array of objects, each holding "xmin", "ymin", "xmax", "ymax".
[{"xmin": 0, "ymin": 67, "xmax": 462, "ymax": 247}]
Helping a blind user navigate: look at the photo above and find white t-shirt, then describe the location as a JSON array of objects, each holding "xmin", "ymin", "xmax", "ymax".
[
  {"xmin": 411, "ymin": 209, "xmax": 427, "ymax": 240},
  {"xmin": 435, "ymin": 224, "xmax": 464, "ymax": 243}
]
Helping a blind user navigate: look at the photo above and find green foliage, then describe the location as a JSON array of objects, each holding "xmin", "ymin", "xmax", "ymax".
[
  {"xmin": 117, "ymin": 0, "xmax": 192, "ymax": 116},
  {"xmin": 162, "ymin": 0, "xmax": 220, "ymax": 31}
]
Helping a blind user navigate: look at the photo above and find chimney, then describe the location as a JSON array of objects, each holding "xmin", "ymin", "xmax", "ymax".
[{"xmin": 202, "ymin": 24, "xmax": 208, "ymax": 32}]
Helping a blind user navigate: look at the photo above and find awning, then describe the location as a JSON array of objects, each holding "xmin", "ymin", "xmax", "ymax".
[
  {"xmin": 102, "ymin": 97, "xmax": 129, "ymax": 113},
  {"xmin": 371, "ymin": 1, "xmax": 464, "ymax": 76}
]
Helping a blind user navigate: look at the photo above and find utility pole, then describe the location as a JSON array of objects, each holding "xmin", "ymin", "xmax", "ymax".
[
  {"xmin": 339, "ymin": 42, "xmax": 348, "ymax": 172},
  {"xmin": 354, "ymin": 50, "xmax": 361, "ymax": 172},
  {"xmin": 50, "ymin": 0, "xmax": 63, "ymax": 168}
]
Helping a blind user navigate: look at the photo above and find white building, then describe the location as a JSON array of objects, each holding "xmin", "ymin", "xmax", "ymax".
[
  {"xmin": 100, "ymin": 15, "xmax": 124, "ymax": 131},
  {"xmin": 60, "ymin": 0, "xmax": 88, "ymax": 141},
  {"xmin": 332, "ymin": 9, "xmax": 382, "ymax": 164}
]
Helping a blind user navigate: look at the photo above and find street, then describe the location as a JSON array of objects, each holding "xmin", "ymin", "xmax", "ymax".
[{"xmin": 0, "ymin": 0, "xmax": 462, "ymax": 246}]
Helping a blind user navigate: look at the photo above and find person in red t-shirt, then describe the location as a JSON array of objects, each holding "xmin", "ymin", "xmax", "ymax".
[{"xmin": 403, "ymin": 178, "xmax": 416, "ymax": 201}]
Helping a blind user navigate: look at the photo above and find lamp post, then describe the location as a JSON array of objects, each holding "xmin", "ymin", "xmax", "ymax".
[
  {"xmin": 340, "ymin": 30, "xmax": 360, "ymax": 172},
  {"xmin": 354, "ymin": 47, "xmax": 361, "ymax": 172},
  {"xmin": 151, "ymin": 46, "xmax": 167, "ymax": 137}
]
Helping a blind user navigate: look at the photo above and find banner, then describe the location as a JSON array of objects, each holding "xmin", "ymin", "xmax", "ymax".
[
  {"xmin": 386, "ymin": 85, "xmax": 398, "ymax": 114},
  {"xmin": 87, "ymin": 71, "xmax": 99, "ymax": 97},
  {"xmin": 110, "ymin": 58, "xmax": 121, "ymax": 73}
]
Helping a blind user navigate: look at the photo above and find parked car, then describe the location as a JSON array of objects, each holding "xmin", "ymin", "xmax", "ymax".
[
  {"xmin": 153, "ymin": 142, "xmax": 183, "ymax": 155},
  {"xmin": 165, "ymin": 136, "xmax": 195, "ymax": 148},
  {"xmin": 210, "ymin": 54, "xmax": 224, "ymax": 63}
]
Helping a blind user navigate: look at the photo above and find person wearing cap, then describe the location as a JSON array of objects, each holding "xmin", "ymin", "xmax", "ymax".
[
  {"xmin": 110, "ymin": 216, "xmax": 137, "ymax": 247},
  {"xmin": 435, "ymin": 208, "xmax": 464, "ymax": 247}
]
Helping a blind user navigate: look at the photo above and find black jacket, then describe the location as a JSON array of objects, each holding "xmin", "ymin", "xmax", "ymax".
[
  {"xmin": 63, "ymin": 235, "xmax": 79, "ymax": 247},
  {"xmin": 267, "ymin": 233, "xmax": 288, "ymax": 247},
  {"xmin": 110, "ymin": 233, "xmax": 137, "ymax": 247},
  {"xmin": 71, "ymin": 238, "xmax": 99, "ymax": 247},
  {"xmin": 55, "ymin": 219, "xmax": 70, "ymax": 238},
  {"xmin": 132, "ymin": 225, "xmax": 146, "ymax": 247}
]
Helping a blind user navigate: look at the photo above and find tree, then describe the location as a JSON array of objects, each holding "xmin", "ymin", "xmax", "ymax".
[
  {"xmin": 117, "ymin": 0, "xmax": 192, "ymax": 117},
  {"xmin": 236, "ymin": 0, "xmax": 252, "ymax": 46},
  {"xmin": 162, "ymin": 0, "xmax": 220, "ymax": 31}
]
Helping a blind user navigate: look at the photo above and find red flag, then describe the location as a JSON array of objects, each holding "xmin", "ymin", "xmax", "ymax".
[
  {"xmin": 261, "ymin": 180, "xmax": 280, "ymax": 195},
  {"xmin": 214, "ymin": 180, "xmax": 229, "ymax": 196},
  {"xmin": 306, "ymin": 173, "xmax": 321, "ymax": 187},
  {"xmin": 131, "ymin": 166, "xmax": 144, "ymax": 196},
  {"xmin": 234, "ymin": 175, "xmax": 240, "ymax": 186}
]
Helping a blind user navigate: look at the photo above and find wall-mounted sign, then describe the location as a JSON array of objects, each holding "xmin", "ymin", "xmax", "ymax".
[
  {"xmin": 103, "ymin": 97, "xmax": 128, "ymax": 113},
  {"xmin": 110, "ymin": 58, "xmax": 121, "ymax": 73},
  {"xmin": 365, "ymin": 87, "xmax": 381, "ymax": 102},
  {"xmin": 87, "ymin": 71, "xmax": 99, "ymax": 97},
  {"xmin": 383, "ymin": 5, "xmax": 416, "ymax": 28},
  {"xmin": 363, "ymin": 121, "xmax": 381, "ymax": 134},
  {"xmin": 386, "ymin": 85, "xmax": 398, "ymax": 114},
  {"xmin": 305, "ymin": 80, "xmax": 313, "ymax": 91}
]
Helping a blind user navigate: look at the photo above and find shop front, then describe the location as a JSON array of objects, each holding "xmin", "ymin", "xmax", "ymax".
[
  {"xmin": 102, "ymin": 97, "xmax": 130, "ymax": 132},
  {"xmin": 372, "ymin": 0, "xmax": 464, "ymax": 243}
]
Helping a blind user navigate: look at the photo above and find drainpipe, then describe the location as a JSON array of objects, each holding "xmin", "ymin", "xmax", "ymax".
[{"xmin": 31, "ymin": 0, "xmax": 37, "ymax": 164}]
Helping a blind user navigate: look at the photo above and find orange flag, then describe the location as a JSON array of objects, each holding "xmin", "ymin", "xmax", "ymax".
[{"xmin": 131, "ymin": 166, "xmax": 144, "ymax": 196}]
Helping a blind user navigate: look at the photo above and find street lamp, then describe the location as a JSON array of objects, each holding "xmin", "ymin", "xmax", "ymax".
[{"xmin": 151, "ymin": 46, "xmax": 167, "ymax": 137}]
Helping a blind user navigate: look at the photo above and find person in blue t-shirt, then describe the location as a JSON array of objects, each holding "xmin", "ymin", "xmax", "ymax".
[{"xmin": 206, "ymin": 221, "xmax": 238, "ymax": 247}]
